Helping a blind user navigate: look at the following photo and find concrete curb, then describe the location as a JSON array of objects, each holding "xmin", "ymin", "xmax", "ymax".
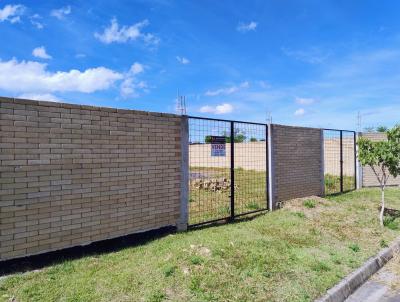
[{"xmin": 315, "ymin": 237, "xmax": 400, "ymax": 302}]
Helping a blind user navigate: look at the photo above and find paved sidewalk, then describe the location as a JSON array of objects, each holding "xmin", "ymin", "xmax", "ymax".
[{"xmin": 345, "ymin": 258, "xmax": 400, "ymax": 302}]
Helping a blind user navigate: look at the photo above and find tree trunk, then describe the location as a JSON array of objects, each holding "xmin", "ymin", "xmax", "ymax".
[{"xmin": 380, "ymin": 186, "xmax": 385, "ymax": 227}]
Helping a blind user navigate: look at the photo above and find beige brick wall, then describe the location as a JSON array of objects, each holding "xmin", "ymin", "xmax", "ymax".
[
  {"xmin": 189, "ymin": 142, "xmax": 266, "ymax": 171},
  {"xmin": 0, "ymin": 97, "xmax": 182, "ymax": 261},
  {"xmin": 271, "ymin": 124, "xmax": 323, "ymax": 204},
  {"xmin": 360, "ymin": 132, "xmax": 400, "ymax": 187}
]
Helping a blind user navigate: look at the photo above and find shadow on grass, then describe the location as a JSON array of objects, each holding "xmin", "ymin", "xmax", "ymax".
[
  {"xmin": 0, "ymin": 226, "xmax": 175, "ymax": 277},
  {"xmin": 188, "ymin": 210, "xmax": 268, "ymax": 232},
  {"xmin": 0, "ymin": 211, "xmax": 269, "ymax": 277},
  {"xmin": 384, "ymin": 208, "xmax": 400, "ymax": 218}
]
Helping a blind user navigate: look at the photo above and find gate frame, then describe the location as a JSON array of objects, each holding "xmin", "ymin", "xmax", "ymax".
[
  {"xmin": 187, "ymin": 116, "xmax": 269, "ymax": 227},
  {"xmin": 323, "ymin": 128, "xmax": 357, "ymax": 195}
]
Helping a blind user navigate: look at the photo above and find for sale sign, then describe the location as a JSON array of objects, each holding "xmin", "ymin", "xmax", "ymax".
[{"xmin": 210, "ymin": 136, "xmax": 226, "ymax": 157}]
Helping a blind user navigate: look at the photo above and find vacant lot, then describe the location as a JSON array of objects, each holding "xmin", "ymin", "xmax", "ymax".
[
  {"xmin": 1, "ymin": 188, "xmax": 400, "ymax": 302},
  {"xmin": 189, "ymin": 167, "xmax": 267, "ymax": 225}
]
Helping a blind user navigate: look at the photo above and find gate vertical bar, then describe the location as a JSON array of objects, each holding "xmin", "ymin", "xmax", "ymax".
[
  {"xmin": 230, "ymin": 121, "xmax": 235, "ymax": 220},
  {"xmin": 266, "ymin": 124, "xmax": 269, "ymax": 210},
  {"xmin": 340, "ymin": 130, "xmax": 344, "ymax": 193},
  {"xmin": 353, "ymin": 131, "xmax": 357, "ymax": 190}
]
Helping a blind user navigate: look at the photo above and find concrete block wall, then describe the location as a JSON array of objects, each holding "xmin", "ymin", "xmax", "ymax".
[
  {"xmin": 270, "ymin": 124, "xmax": 324, "ymax": 207},
  {"xmin": 360, "ymin": 132, "xmax": 400, "ymax": 187},
  {"xmin": 0, "ymin": 97, "xmax": 182, "ymax": 261}
]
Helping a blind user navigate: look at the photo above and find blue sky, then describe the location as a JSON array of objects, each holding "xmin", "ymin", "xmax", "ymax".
[{"xmin": 1, "ymin": 0, "xmax": 400, "ymax": 130}]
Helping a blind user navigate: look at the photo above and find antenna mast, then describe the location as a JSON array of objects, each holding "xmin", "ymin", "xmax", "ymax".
[{"xmin": 176, "ymin": 90, "xmax": 187, "ymax": 115}]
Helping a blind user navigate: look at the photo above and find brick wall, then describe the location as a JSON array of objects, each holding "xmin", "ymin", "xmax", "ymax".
[
  {"xmin": 0, "ymin": 97, "xmax": 182, "ymax": 261},
  {"xmin": 271, "ymin": 124, "xmax": 324, "ymax": 206},
  {"xmin": 360, "ymin": 132, "xmax": 400, "ymax": 187}
]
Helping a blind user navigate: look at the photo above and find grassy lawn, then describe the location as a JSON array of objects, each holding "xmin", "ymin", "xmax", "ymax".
[
  {"xmin": 1, "ymin": 188, "xmax": 400, "ymax": 302},
  {"xmin": 189, "ymin": 167, "xmax": 266, "ymax": 225},
  {"xmin": 324, "ymin": 174, "xmax": 355, "ymax": 195}
]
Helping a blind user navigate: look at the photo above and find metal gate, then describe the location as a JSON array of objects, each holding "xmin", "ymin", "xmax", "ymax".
[
  {"xmin": 188, "ymin": 117, "xmax": 268, "ymax": 227},
  {"xmin": 323, "ymin": 129, "xmax": 357, "ymax": 195}
]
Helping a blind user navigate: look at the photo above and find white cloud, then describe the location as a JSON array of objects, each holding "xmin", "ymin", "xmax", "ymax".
[
  {"xmin": 282, "ymin": 47, "xmax": 330, "ymax": 64},
  {"xmin": 205, "ymin": 81, "xmax": 249, "ymax": 96},
  {"xmin": 295, "ymin": 97, "xmax": 315, "ymax": 105},
  {"xmin": 50, "ymin": 6, "xmax": 71, "ymax": 20},
  {"xmin": 120, "ymin": 63, "xmax": 147, "ymax": 98},
  {"xmin": 200, "ymin": 103, "xmax": 234, "ymax": 114},
  {"xmin": 18, "ymin": 93, "xmax": 61, "ymax": 102},
  {"xmin": 75, "ymin": 53, "xmax": 86, "ymax": 59},
  {"xmin": 0, "ymin": 4, "xmax": 25, "ymax": 23},
  {"xmin": 237, "ymin": 21, "xmax": 257, "ymax": 33},
  {"xmin": 94, "ymin": 18, "xmax": 159, "ymax": 45},
  {"xmin": 0, "ymin": 58, "xmax": 123, "ymax": 93},
  {"xmin": 258, "ymin": 80, "xmax": 270, "ymax": 89},
  {"xmin": 129, "ymin": 62, "xmax": 144, "ymax": 74},
  {"xmin": 30, "ymin": 14, "xmax": 43, "ymax": 29},
  {"xmin": 294, "ymin": 108, "xmax": 305, "ymax": 116},
  {"xmin": 32, "ymin": 46, "xmax": 52, "ymax": 59},
  {"xmin": 120, "ymin": 78, "xmax": 147, "ymax": 98},
  {"xmin": 176, "ymin": 56, "xmax": 190, "ymax": 64}
]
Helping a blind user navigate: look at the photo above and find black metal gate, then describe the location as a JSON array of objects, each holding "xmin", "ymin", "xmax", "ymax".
[
  {"xmin": 188, "ymin": 117, "xmax": 268, "ymax": 227},
  {"xmin": 323, "ymin": 129, "xmax": 357, "ymax": 195}
]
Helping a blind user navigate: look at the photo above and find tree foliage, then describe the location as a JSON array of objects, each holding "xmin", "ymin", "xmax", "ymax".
[
  {"xmin": 357, "ymin": 125, "xmax": 400, "ymax": 226},
  {"xmin": 376, "ymin": 125, "xmax": 388, "ymax": 132},
  {"xmin": 205, "ymin": 130, "xmax": 247, "ymax": 143}
]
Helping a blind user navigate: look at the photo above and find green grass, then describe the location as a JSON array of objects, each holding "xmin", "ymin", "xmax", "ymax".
[
  {"xmin": 324, "ymin": 174, "xmax": 355, "ymax": 195},
  {"xmin": 303, "ymin": 199, "xmax": 316, "ymax": 208},
  {"xmin": 1, "ymin": 188, "xmax": 400, "ymax": 302},
  {"xmin": 189, "ymin": 167, "xmax": 267, "ymax": 225}
]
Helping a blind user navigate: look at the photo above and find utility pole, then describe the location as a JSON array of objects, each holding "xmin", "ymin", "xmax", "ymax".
[{"xmin": 356, "ymin": 111, "xmax": 362, "ymax": 132}]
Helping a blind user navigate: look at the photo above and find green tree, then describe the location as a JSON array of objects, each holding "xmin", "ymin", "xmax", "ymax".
[
  {"xmin": 250, "ymin": 137, "xmax": 258, "ymax": 142},
  {"xmin": 357, "ymin": 125, "xmax": 400, "ymax": 226},
  {"xmin": 376, "ymin": 126, "xmax": 388, "ymax": 132},
  {"xmin": 222, "ymin": 130, "xmax": 246, "ymax": 143},
  {"xmin": 205, "ymin": 130, "xmax": 246, "ymax": 143}
]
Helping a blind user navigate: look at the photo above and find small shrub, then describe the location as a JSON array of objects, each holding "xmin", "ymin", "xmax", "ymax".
[
  {"xmin": 380, "ymin": 239, "xmax": 389, "ymax": 248},
  {"xmin": 303, "ymin": 199, "xmax": 316, "ymax": 209},
  {"xmin": 349, "ymin": 243, "xmax": 360, "ymax": 252},
  {"xmin": 147, "ymin": 290, "xmax": 166, "ymax": 302},
  {"xmin": 163, "ymin": 265, "xmax": 176, "ymax": 277},
  {"xmin": 190, "ymin": 256, "xmax": 203, "ymax": 265},
  {"xmin": 383, "ymin": 216, "xmax": 400, "ymax": 230}
]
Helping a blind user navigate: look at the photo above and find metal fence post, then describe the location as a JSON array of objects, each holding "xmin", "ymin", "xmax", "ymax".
[
  {"xmin": 320, "ymin": 129, "xmax": 326, "ymax": 196},
  {"xmin": 266, "ymin": 124, "xmax": 269, "ymax": 210},
  {"xmin": 230, "ymin": 121, "xmax": 235, "ymax": 220},
  {"xmin": 353, "ymin": 131, "xmax": 357, "ymax": 190},
  {"xmin": 267, "ymin": 123, "xmax": 275, "ymax": 210},
  {"xmin": 356, "ymin": 132, "xmax": 363, "ymax": 189},
  {"xmin": 177, "ymin": 115, "xmax": 189, "ymax": 231},
  {"xmin": 340, "ymin": 130, "xmax": 344, "ymax": 193}
]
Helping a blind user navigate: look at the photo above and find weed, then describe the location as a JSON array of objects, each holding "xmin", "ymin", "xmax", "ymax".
[
  {"xmin": 380, "ymin": 239, "xmax": 389, "ymax": 248},
  {"xmin": 163, "ymin": 265, "xmax": 176, "ymax": 277},
  {"xmin": 349, "ymin": 243, "xmax": 360, "ymax": 252},
  {"xmin": 303, "ymin": 199, "xmax": 316, "ymax": 208},
  {"xmin": 311, "ymin": 261, "xmax": 331, "ymax": 272},
  {"xmin": 383, "ymin": 216, "xmax": 400, "ymax": 230},
  {"xmin": 190, "ymin": 256, "xmax": 203, "ymax": 265}
]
